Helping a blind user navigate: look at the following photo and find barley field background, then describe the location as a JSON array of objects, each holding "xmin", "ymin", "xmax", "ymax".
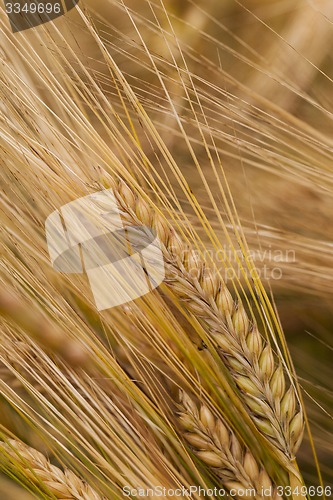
[{"xmin": 0, "ymin": 0, "xmax": 333, "ymax": 498}]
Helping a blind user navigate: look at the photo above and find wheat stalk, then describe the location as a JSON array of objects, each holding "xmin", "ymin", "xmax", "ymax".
[
  {"xmin": 178, "ymin": 391, "xmax": 283, "ymax": 500},
  {"xmin": 0, "ymin": 439, "xmax": 102, "ymax": 500},
  {"xmin": 110, "ymin": 178, "xmax": 304, "ymax": 461}
]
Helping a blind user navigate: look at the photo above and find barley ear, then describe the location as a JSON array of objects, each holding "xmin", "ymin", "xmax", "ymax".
[
  {"xmin": 113, "ymin": 179, "xmax": 304, "ymax": 460},
  {"xmin": 0, "ymin": 439, "xmax": 103, "ymax": 500},
  {"xmin": 178, "ymin": 391, "xmax": 282, "ymax": 500}
]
